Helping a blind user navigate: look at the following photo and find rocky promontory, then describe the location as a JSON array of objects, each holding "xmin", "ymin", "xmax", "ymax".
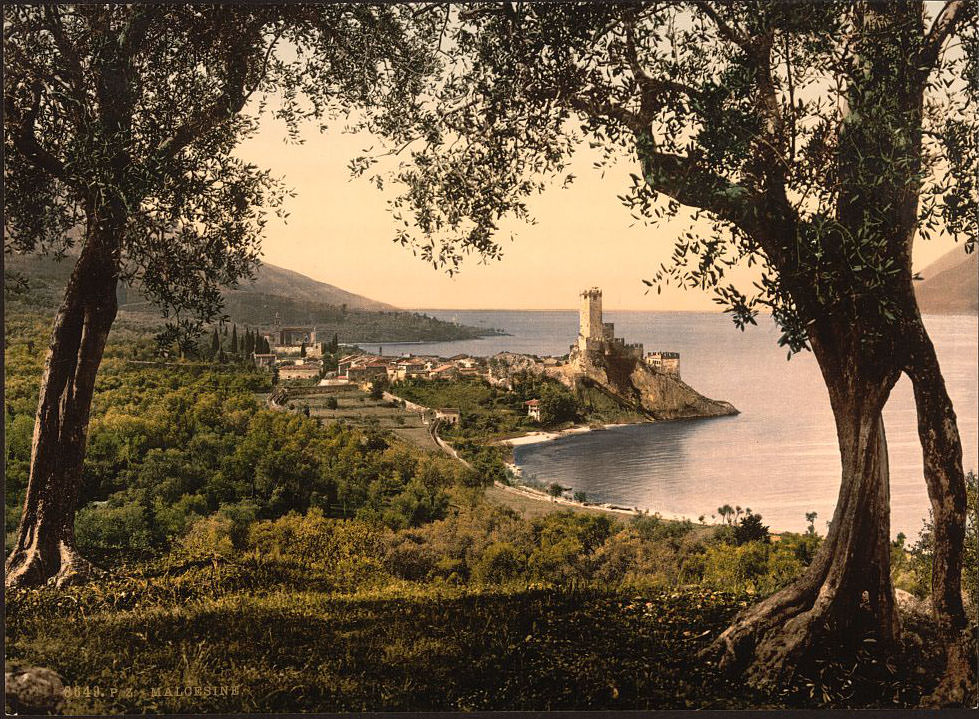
[{"xmin": 558, "ymin": 351, "xmax": 738, "ymax": 421}]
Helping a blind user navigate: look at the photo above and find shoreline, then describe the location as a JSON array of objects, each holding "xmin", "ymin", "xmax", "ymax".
[
  {"xmin": 498, "ymin": 421, "xmax": 643, "ymax": 448},
  {"xmin": 491, "ymin": 477, "xmax": 692, "ymax": 522},
  {"xmin": 495, "ymin": 421, "xmax": 704, "ymax": 523}
]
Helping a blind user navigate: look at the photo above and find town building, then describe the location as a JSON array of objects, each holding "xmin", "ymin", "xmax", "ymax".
[
  {"xmin": 276, "ymin": 326, "xmax": 317, "ymax": 347},
  {"xmin": 570, "ymin": 287, "xmax": 678, "ymax": 375},
  {"xmin": 253, "ymin": 353, "xmax": 276, "ymax": 369},
  {"xmin": 338, "ymin": 354, "xmax": 367, "ymax": 376},
  {"xmin": 645, "ymin": 351, "xmax": 681, "ymax": 377},
  {"xmin": 347, "ymin": 361, "xmax": 389, "ymax": 383},
  {"xmin": 525, "ymin": 399, "xmax": 541, "ymax": 421},
  {"xmin": 278, "ymin": 364, "xmax": 321, "ymax": 381},
  {"xmin": 571, "ymin": 288, "xmax": 644, "ymax": 363},
  {"xmin": 435, "ymin": 408, "xmax": 461, "ymax": 425},
  {"xmin": 428, "ymin": 363, "xmax": 459, "ymax": 380}
]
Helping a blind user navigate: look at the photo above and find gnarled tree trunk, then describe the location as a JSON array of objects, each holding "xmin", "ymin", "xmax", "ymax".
[
  {"xmin": 5, "ymin": 226, "xmax": 120, "ymax": 589},
  {"xmin": 706, "ymin": 325, "xmax": 901, "ymax": 688},
  {"xmin": 904, "ymin": 313, "xmax": 976, "ymax": 707}
]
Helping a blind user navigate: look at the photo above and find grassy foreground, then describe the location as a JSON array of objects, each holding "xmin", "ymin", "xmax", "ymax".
[{"xmin": 5, "ymin": 556, "xmax": 949, "ymax": 714}]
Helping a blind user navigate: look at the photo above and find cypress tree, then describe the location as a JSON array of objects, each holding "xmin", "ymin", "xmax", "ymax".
[
  {"xmin": 210, "ymin": 327, "xmax": 220, "ymax": 357},
  {"xmin": 231, "ymin": 324, "xmax": 238, "ymax": 355}
]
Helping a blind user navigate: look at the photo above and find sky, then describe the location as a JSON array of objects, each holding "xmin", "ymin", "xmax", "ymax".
[{"xmin": 238, "ymin": 110, "xmax": 961, "ymax": 313}]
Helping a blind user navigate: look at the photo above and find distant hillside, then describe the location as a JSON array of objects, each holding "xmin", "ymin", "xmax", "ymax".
[
  {"xmin": 915, "ymin": 249, "xmax": 978, "ymax": 315},
  {"xmin": 236, "ymin": 263, "xmax": 395, "ymax": 312},
  {"xmin": 4, "ymin": 252, "xmax": 500, "ymax": 342},
  {"xmin": 4, "ymin": 252, "xmax": 394, "ymax": 312}
]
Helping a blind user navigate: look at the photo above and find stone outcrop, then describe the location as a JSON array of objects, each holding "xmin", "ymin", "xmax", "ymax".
[
  {"xmin": 564, "ymin": 350, "xmax": 738, "ymax": 421},
  {"xmin": 556, "ymin": 286, "xmax": 738, "ymax": 421},
  {"xmin": 486, "ymin": 352, "xmax": 545, "ymax": 388}
]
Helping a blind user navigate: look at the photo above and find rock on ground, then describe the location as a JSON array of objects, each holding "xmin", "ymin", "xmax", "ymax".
[{"xmin": 5, "ymin": 665, "xmax": 66, "ymax": 715}]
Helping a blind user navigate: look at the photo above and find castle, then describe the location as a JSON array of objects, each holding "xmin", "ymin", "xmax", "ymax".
[{"xmin": 570, "ymin": 287, "xmax": 680, "ymax": 377}]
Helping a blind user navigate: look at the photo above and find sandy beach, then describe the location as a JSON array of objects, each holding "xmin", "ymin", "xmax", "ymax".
[{"xmin": 500, "ymin": 422, "xmax": 640, "ymax": 448}]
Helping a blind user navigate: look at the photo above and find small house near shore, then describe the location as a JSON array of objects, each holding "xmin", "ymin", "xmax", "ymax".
[{"xmin": 525, "ymin": 399, "xmax": 541, "ymax": 421}]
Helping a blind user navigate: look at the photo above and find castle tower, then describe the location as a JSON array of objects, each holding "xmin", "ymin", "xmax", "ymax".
[{"xmin": 579, "ymin": 287, "xmax": 602, "ymax": 340}]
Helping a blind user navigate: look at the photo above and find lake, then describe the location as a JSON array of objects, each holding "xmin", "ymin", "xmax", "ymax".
[{"xmin": 382, "ymin": 310, "xmax": 978, "ymax": 537}]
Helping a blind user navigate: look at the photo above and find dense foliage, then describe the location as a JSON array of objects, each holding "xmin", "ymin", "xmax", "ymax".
[
  {"xmin": 396, "ymin": 375, "xmax": 581, "ymax": 436},
  {"xmin": 4, "ymin": 311, "xmax": 467, "ymax": 563},
  {"xmin": 6, "ymin": 306, "xmax": 974, "ymax": 712}
]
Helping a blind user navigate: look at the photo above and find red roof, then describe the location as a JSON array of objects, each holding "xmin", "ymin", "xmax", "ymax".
[{"xmin": 525, "ymin": 399, "xmax": 540, "ymax": 406}]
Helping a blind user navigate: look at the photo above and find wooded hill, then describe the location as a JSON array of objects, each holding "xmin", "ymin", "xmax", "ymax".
[{"xmin": 4, "ymin": 253, "xmax": 499, "ymax": 343}]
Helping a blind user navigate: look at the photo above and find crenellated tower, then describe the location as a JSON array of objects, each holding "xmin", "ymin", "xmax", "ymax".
[{"xmin": 579, "ymin": 287, "xmax": 602, "ymax": 343}]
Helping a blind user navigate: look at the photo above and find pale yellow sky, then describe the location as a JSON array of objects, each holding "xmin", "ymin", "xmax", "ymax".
[{"xmin": 238, "ymin": 113, "xmax": 960, "ymax": 311}]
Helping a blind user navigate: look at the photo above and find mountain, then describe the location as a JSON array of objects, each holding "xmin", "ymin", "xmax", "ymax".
[
  {"xmin": 5, "ymin": 252, "xmax": 500, "ymax": 342},
  {"xmin": 235, "ymin": 263, "xmax": 395, "ymax": 312},
  {"xmin": 915, "ymin": 248, "xmax": 978, "ymax": 315},
  {"xmin": 4, "ymin": 252, "xmax": 395, "ymax": 313}
]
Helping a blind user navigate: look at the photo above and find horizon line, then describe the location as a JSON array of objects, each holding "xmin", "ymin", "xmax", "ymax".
[{"xmin": 405, "ymin": 306, "xmax": 740, "ymax": 313}]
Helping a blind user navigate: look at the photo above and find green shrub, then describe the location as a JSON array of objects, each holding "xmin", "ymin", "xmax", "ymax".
[
  {"xmin": 382, "ymin": 478, "xmax": 450, "ymax": 530},
  {"xmin": 247, "ymin": 508, "xmax": 334, "ymax": 563},
  {"xmin": 180, "ymin": 514, "xmax": 235, "ymax": 559},
  {"xmin": 473, "ymin": 542, "xmax": 527, "ymax": 584},
  {"xmin": 384, "ymin": 533, "xmax": 439, "ymax": 581},
  {"xmin": 76, "ymin": 502, "xmax": 156, "ymax": 557},
  {"xmin": 700, "ymin": 540, "xmax": 806, "ymax": 595},
  {"xmin": 733, "ymin": 513, "xmax": 770, "ymax": 545}
]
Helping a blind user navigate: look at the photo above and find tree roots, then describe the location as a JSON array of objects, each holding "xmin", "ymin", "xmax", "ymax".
[
  {"xmin": 5, "ymin": 541, "xmax": 103, "ymax": 589},
  {"xmin": 701, "ymin": 583, "xmax": 824, "ymax": 691}
]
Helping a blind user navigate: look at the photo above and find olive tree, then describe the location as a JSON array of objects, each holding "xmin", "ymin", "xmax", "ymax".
[
  {"xmin": 3, "ymin": 4, "xmax": 434, "ymax": 588},
  {"xmin": 371, "ymin": 1, "xmax": 976, "ymax": 703}
]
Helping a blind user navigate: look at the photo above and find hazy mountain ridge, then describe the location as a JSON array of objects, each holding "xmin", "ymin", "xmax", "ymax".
[
  {"xmin": 236, "ymin": 262, "xmax": 396, "ymax": 312},
  {"xmin": 4, "ymin": 253, "xmax": 497, "ymax": 342},
  {"xmin": 4, "ymin": 252, "xmax": 394, "ymax": 313},
  {"xmin": 915, "ymin": 249, "xmax": 978, "ymax": 315}
]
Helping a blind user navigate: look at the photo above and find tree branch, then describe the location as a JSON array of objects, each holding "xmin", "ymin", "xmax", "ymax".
[
  {"xmin": 565, "ymin": 93, "xmax": 648, "ymax": 133},
  {"xmin": 691, "ymin": 1, "xmax": 753, "ymax": 53},
  {"xmin": 920, "ymin": 0, "xmax": 972, "ymax": 70},
  {"xmin": 623, "ymin": 19, "xmax": 704, "ymax": 115},
  {"xmin": 5, "ymin": 83, "xmax": 69, "ymax": 182},
  {"xmin": 152, "ymin": 30, "xmax": 256, "ymax": 163},
  {"xmin": 119, "ymin": 5, "xmax": 161, "ymax": 54},
  {"xmin": 636, "ymin": 136, "xmax": 765, "ymax": 239},
  {"xmin": 44, "ymin": 6, "xmax": 86, "ymax": 97},
  {"xmin": 243, "ymin": 28, "xmax": 283, "ymax": 103}
]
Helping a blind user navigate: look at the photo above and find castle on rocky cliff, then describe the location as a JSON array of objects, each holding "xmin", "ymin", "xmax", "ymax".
[{"xmin": 569, "ymin": 287, "xmax": 680, "ymax": 377}]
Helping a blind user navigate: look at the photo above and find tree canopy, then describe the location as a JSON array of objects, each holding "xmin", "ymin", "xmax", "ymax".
[
  {"xmin": 4, "ymin": 4, "xmax": 436, "ymax": 344},
  {"xmin": 369, "ymin": 1, "xmax": 975, "ymax": 349},
  {"xmin": 360, "ymin": 1, "xmax": 976, "ymax": 702}
]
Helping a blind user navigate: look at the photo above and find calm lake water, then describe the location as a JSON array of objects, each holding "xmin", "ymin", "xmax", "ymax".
[{"xmin": 383, "ymin": 310, "xmax": 978, "ymax": 537}]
